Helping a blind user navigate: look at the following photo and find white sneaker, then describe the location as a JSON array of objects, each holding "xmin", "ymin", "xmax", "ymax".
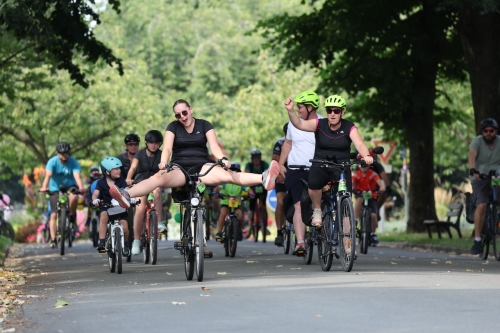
[
  {"xmin": 158, "ymin": 221, "xmax": 167, "ymax": 234},
  {"xmin": 131, "ymin": 240, "xmax": 142, "ymax": 255},
  {"xmin": 311, "ymin": 208, "xmax": 322, "ymax": 227}
]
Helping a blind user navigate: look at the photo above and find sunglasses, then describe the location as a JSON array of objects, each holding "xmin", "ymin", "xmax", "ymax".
[
  {"xmin": 58, "ymin": 152, "xmax": 69, "ymax": 155},
  {"xmin": 126, "ymin": 142, "xmax": 139, "ymax": 146},
  {"xmin": 483, "ymin": 129, "xmax": 496, "ymax": 134},
  {"xmin": 326, "ymin": 107, "xmax": 343, "ymax": 115},
  {"xmin": 174, "ymin": 110, "xmax": 189, "ymax": 119}
]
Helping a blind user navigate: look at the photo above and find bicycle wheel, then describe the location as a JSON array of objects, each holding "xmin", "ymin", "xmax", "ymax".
[
  {"xmin": 43, "ymin": 223, "xmax": 50, "ymax": 243},
  {"xmin": 0, "ymin": 222, "xmax": 15, "ymax": 242},
  {"xmin": 224, "ymin": 223, "xmax": 230, "ymax": 257},
  {"xmin": 149, "ymin": 211, "xmax": 158, "ymax": 265},
  {"xmin": 304, "ymin": 229, "xmax": 314, "ymax": 265},
  {"xmin": 68, "ymin": 223, "xmax": 74, "ymax": 248},
  {"xmin": 283, "ymin": 225, "xmax": 291, "ymax": 254},
  {"xmin": 91, "ymin": 218, "xmax": 99, "ymax": 247},
  {"xmin": 115, "ymin": 228, "xmax": 123, "ymax": 274},
  {"xmin": 360, "ymin": 208, "xmax": 370, "ymax": 255},
  {"xmin": 253, "ymin": 211, "xmax": 259, "ymax": 242},
  {"xmin": 229, "ymin": 216, "xmax": 238, "ymax": 258},
  {"xmin": 205, "ymin": 207, "xmax": 211, "ymax": 241},
  {"xmin": 195, "ymin": 209, "xmax": 205, "ymax": 282},
  {"xmin": 59, "ymin": 209, "xmax": 66, "ymax": 256},
  {"xmin": 318, "ymin": 204, "xmax": 333, "ymax": 271},
  {"xmin": 339, "ymin": 198, "xmax": 356, "ymax": 272},
  {"xmin": 481, "ymin": 217, "xmax": 490, "ymax": 260},
  {"xmin": 108, "ymin": 245, "xmax": 116, "ymax": 274},
  {"xmin": 493, "ymin": 206, "xmax": 500, "ymax": 261},
  {"xmin": 126, "ymin": 207, "xmax": 134, "ymax": 262},
  {"xmin": 260, "ymin": 205, "xmax": 267, "ymax": 243}
]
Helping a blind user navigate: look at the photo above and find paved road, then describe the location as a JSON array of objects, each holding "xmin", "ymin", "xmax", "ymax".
[{"xmin": 9, "ymin": 239, "xmax": 500, "ymax": 332}]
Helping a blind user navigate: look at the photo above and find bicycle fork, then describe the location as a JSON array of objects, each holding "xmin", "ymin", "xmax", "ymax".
[{"xmin": 107, "ymin": 223, "xmax": 124, "ymax": 255}]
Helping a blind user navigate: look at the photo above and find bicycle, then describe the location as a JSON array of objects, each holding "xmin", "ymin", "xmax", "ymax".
[
  {"xmin": 98, "ymin": 201, "xmax": 137, "ymax": 274},
  {"xmin": 476, "ymin": 171, "xmax": 500, "ymax": 261},
  {"xmin": 126, "ymin": 206, "xmax": 135, "ymax": 263},
  {"xmin": 87, "ymin": 204, "xmax": 99, "ymax": 247},
  {"xmin": 41, "ymin": 186, "xmax": 81, "ymax": 255},
  {"xmin": 249, "ymin": 187, "xmax": 267, "ymax": 243},
  {"xmin": 170, "ymin": 161, "xmax": 223, "ymax": 282},
  {"xmin": 141, "ymin": 192, "xmax": 160, "ymax": 265},
  {"xmin": 355, "ymin": 190, "xmax": 376, "ymax": 254},
  {"xmin": 0, "ymin": 206, "xmax": 15, "ymax": 241},
  {"xmin": 217, "ymin": 193, "xmax": 248, "ymax": 257}
]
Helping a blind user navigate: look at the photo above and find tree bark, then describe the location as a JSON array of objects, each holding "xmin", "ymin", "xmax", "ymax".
[{"xmin": 458, "ymin": 6, "xmax": 500, "ymax": 134}]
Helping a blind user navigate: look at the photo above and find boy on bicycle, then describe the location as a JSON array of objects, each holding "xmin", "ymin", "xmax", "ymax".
[
  {"xmin": 352, "ymin": 161, "xmax": 386, "ymax": 245},
  {"xmin": 92, "ymin": 157, "xmax": 132, "ymax": 255},
  {"xmin": 213, "ymin": 163, "xmax": 255, "ymax": 242}
]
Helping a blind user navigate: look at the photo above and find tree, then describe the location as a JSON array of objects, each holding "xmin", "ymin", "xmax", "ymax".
[
  {"xmin": 0, "ymin": 0, "xmax": 123, "ymax": 88},
  {"xmin": 258, "ymin": 0, "xmax": 468, "ymax": 231}
]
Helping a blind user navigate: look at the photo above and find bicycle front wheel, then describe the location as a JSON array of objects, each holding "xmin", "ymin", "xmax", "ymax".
[
  {"xmin": 229, "ymin": 216, "xmax": 238, "ymax": 258},
  {"xmin": 260, "ymin": 205, "xmax": 267, "ymax": 243},
  {"xmin": 149, "ymin": 211, "xmax": 158, "ymax": 265},
  {"xmin": 253, "ymin": 211, "xmax": 259, "ymax": 243},
  {"xmin": 493, "ymin": 206, "xmax": 500, "ymax": 261},
  {"xmin": 115, "ymin": 228, "xmax": 123, "ymax": 274},
  {"xmin": 318, "ymin": 204, "xmax": 333, "ymax": 271},
  {"xmin": 126, "ymin": 207, "xmax": 134, "ymax": 262},
  {"xmin": 283, "ymin": 225, "xmax": 291, "ymax": 254},
  {"xmin": 195, "ymin": 209, "xmax": 205, "ymax": 282},
  {"xmin": 339, "ymin": 198, "xmax": 356, "ymax": 272},
  {"xmin": 360, "ymin": 208, "xmax": 370, "ymax": 254},
  {"xmin": 59, "ymin": 210, "xmax": 66, "ymax": 256},
  {"xmin": 304, "ymin": 229, "xmax": 314, "ymax": 265},
  {"xmin": 91, "ymin": 218, "xmax": 99, "ymax": 247}
]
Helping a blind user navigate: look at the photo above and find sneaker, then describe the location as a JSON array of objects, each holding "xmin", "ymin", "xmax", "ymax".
[
  {"xmin": 97, "ymin": 241, "xmax": 106, "ymax": 253},
  {"xmin": 262, "ymin": 160, "xmax": 280, "ymax": 191},
  {"xmin": 158, "ymin": 221, "xmax": 167, "ymax": 234},
  {"xmin": 215, "ymin": 232, "xmax": 223, "ymax": 242},
  {"xmin": 370, "ymin": 233, "xmax": 380, "ymax": 246},
  {"xmin": 131, "ymin": 240, "xmax": 142, "ymax": 255},
  {"xmin": 50, "ymin": 239, "xmax": 57, "ymax": 249},
  {"xmin": 274, "ymin": 234, "xmax": 283, "ymax": 247},
  {"xmin": 293, "ymin": 243, "xmax": 306, "ymax": 256},
  {"xmin": 237, "ymin": 230, "xmax": 243, "ymax": 241},
  {"xmin": 311, "ymin": 208, "xmax": 322, "ymax": 227},
  {"xmin": 109, "ymin": 185, "xmax": 131, "ymax": 208},
  {"xmin": 471, "ymin": 240, "xmax": 482, "ymax": 255},
  {"xmin": 122, "ymin": 246, "xmax": 130, "ymax": 257},
  {"xmin": 265, "ymin": 228, "xmax": 271, "ymax": 236}
]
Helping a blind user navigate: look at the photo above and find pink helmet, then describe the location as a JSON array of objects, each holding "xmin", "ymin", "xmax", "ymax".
[{"xmin": 1, "ymin": 194, "xmax": 10, "ymax": 206}]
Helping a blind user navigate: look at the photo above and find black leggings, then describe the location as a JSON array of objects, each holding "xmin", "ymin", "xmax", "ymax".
[{"xmin": 307, "ymin": 166, "xmax": 352, "ymax": 192}]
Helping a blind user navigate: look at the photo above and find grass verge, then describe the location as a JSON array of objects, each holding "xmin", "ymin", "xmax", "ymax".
[{"xmin": 378, "ymin": 229, "xmax": 472, "ymax": 251}]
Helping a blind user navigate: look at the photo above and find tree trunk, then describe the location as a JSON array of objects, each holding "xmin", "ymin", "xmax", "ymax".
[{"xmin": 458, "ymin": 6, "xmax": 500, "ymax": 134}]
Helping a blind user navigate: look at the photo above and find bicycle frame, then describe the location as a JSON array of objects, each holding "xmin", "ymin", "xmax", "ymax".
[{"xmin": 144, "ymin": 192, "xmax": 157, "ymax": 240}]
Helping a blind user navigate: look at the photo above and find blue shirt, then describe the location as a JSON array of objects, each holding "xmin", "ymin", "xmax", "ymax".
[{"xmin": 46, "ymin": 156, "xmax": 81, "ymax": 192}]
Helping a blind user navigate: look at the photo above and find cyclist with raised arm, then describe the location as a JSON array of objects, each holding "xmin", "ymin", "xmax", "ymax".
[
  {"xmin": 39, "ymin": 142, "xmax": 84, "ymax": 249},
  {"xmin": 108, "ymin": 99, "xmax": 279, "ymax": 211},
  {"xmin": 352, "ymin": 161, "xmax": 386, "ymax": 245},
  {"xmin": 213, "ymin": 163, "xmax": 255, "ymax": 242},
  {"xmin": 279, "ymin": 91, "xmax": 322, "ymax": 255},
  {"xmin": 273, "ymin": 123, "xmax": 288, "ymax": 247},
  {"xmin": 285, "ymin": 95, "xmax": 373, "ymax": 255},
  {"xmin": 126, "ymin": 130, "xmax": 166, "ymax": 255},
  {"xmin": 468, "ymin": 118, "xmax": 500, "ymax": 255},
  {"xmin": 118, "ymin": 133, "xmax": 140, "ymax": 179},
  {"xmin": 92, "ymin": 157, "xmax": 131, "ymax": 255},
  {"xmin": 244, "ymin": 148, "xmax": 270, "ymax": 237}
]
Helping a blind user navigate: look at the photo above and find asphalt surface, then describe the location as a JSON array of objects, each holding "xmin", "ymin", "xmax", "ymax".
[{"xmin": 8, "ymin": 238, "xmax": 500, "ymax": 333}]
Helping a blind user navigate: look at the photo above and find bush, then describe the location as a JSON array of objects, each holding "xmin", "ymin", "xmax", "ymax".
[{"xmin": 14, "ymin": 221, "xmax": 42, "ymax": 243}]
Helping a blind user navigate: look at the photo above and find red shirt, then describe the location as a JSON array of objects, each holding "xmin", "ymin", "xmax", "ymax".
[{"xmin": 352, "ymin": 169, "xmax": 380, "ymax": 198}]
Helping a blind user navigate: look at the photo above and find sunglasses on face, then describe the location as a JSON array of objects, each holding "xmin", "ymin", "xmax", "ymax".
[
  {"xmin": 483, "ymin": 129, "xmax": 496, "ymax": 134},
  {"xmin": 126, "ymin": 142, "xmax": 139, "ymax": 147},
  {"xmin": 174, "ymin": 110, "xmax": 189, "ymax": 119},
  {"xmin": 58, "ymin": 152, "xmax": 69, "ymax": 156},
  {"xmin": 326, "ymin": 107, "xmax": 343, "ymax": 115}
]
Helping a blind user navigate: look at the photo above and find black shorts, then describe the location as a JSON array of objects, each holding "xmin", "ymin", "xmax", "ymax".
[
  {"xmin": 49, "ymin": 185, "xmax": 78, "ymax": 213},
  {"xmin": 308, "ymin": 166, "xmax": 352, "ymax": 192},
  {"xmin": 285, "ymin": 169, "xmax": 309, "ymax": 204},
  {"xmin": 354, "ymin": 195, "xmax": 378, "ymax": 215},
  {"xmin": 472, "ymin": 178, "xmax": 490, "ymax": 206},
  {"xmin": 275, "ymin": 182, "xmax": 286, "ymax": 194}
]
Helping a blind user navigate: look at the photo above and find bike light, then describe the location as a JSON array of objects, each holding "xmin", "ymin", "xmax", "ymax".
[{"xmin": 191, "ymin": 197, "xmax": 200, "ymax": 206}]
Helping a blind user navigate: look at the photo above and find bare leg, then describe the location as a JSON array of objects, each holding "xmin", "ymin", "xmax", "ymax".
[
  {"xmin": 275, "ymin": 191, "xmax": 285, "ymax": 231},
  {"xmin": 217, "ymin": 207, "xmax": 228, "ymax": 233},
  {"xmin": 293, "ymin": 202, "xmax": 305, "ymax": 241},
  {"xmin": 134, "ymin": 196, "xmax": 147, "ymax": 240},
  {"xmin": 127, "ymin": 170, "xmax": 186, "ymax": 198},
  {"xmin": 309, "ymin": 189, "xmax": 322, "ymax": 209},
  {"xmin": 200, "ymin": 165, "xmax": 262, "ymax": 186},
  {"xmin": 354, "ymin": 197, "xmax": 362, "ymax": 219},
  {"xmin": 474, "ymin": 203, "xmax": 487, "ymax": 238},
  {"xmin": 99, "ymin": 212, "xmax": 109, "ymax": 239},
  {"xmin": 49, "ymin": 212, "xmax": 57, "ymax": 239}
]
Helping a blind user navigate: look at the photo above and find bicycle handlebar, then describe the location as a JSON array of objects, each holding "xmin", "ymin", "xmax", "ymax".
[
  {"xmin": 40, "ymin": 189, "xmax": 83, "ymax": 195},
  {"xmin": 97, "ymin": 200, "xmax": 140, "ymax": 208},
  {"xmin": 163, "ymin": 159, "xmax": 227, "ymax": 181},
  {"xmin": 288, "ymin": 165, "xmax": 310, "ymax": 171}
]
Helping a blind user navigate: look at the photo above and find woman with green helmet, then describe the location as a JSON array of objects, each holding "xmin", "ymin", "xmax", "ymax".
[{"xmin": 284, "ymin": 94, "xmax": 373, "ymax": 228}]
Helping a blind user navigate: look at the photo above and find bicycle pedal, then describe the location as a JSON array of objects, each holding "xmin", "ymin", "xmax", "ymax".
[
  {"xmin": 215, "ymin": 238, "xmax": 223, "ymax": 243},
  {"xmin": 97, "ymin": 249, "xmax": 106, "ymax": 253},
  {"xmin": 204, "ymin": 250, "xmax": 213, "ymax": 259}
]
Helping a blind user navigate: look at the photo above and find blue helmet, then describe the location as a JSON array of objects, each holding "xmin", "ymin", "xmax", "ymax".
[{"xmin": 100, "ymin": 157, "xmax": 122, "ymax": 175}]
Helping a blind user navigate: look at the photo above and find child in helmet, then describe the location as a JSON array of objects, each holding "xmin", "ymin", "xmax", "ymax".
[
  {"xmin": 213, "ymin": 163, "xmax": 255, "ymax": 242},
  {"xmin": 92, "ymin": 157, "xmax": 131, "ymax": 255}
]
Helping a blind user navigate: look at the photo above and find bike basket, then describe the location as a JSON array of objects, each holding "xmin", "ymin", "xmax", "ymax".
[
  {"xmin": 228, "ymin": 197, "xmax": 239, "ymax": 208},
  {"xmin": 362, "ymin": 192, "xmax": 373, "ymax": 200},
  {"xmin": 255, "ymin": 185, "xmax": 264, "ymax": 194}
]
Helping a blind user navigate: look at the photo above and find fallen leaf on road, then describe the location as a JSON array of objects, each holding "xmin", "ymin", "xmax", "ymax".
[
  {"xmin": 1, "ymin": 328, "xmax": 15, "ymax": 332},
  {"xmin": 290, "ymin": 268, "xmax": 301, "ymax": 270},
  {"xmin": 166, "ymin": 272, "xmax": 173, "ymax": 276},
  {"xmin": 276, "ymin": 265, "xmax": 283, "ymax": 268},
  {"xmin": 54, "ymin": 300, "xmax": 68, "ymax": 307},
  {"xmin": 445, "ymin": 261, "xmax": 452, "ymax": 264},
  {"xmin": 201, "ymin": 287, "xmax": 210, "ymax": 290},
  {"xmin": 150, "ymin": 283, "xmax": 158, "ymax": 286},
  {"xmin": 217, "ymin": 272, "xmax": 228, "ymax": 275},
  {"xmin": 356, "ymin": 273, "xmax": 362, "ymax": 275},
  {"xmin": 431, "ymin": 262, "xmax": 438, "ymax": 265},
  {"xmin": 437, "ymin": 284, "xmax": 441, "ymax": 287},
  {"xmin": 200, "ymin": 294, "xmax": 210, "ymax": 297},
  {"xmin": 480, "ymin": 268, "xmax": 485, "ymax": 272},
  {"xmin": 482, "ymin": 261, "xmax": 489, "ymax": 264},
  {"xmin": 313, "ymin": 315, "xmax": 322, "ymax": 318},
  {"xmin": 466, "ymin": 269, "xmax": 473, "ymax": 272},
  {"xmin": 44, "ymin": 288, "xmax": 54, "ymax": 290},
  {"xmin": 390, "ymin": 262, "xmax": 397, "ymax": 265},
  {"xmin": 260, "ymin": 270, "xmax": 267, "ymax": 274},
  {"xmin": 172, "ymin": 302, "xmax": 186, "ymax": 305},
  {"xmin": 246, "ymin": 261, "xmax": 257, "ymax": 263}
]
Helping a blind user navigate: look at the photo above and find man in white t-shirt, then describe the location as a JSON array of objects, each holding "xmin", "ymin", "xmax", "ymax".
[{"xmin": 279, "ymin": 91, "xmax": 322, "ymax": 256}]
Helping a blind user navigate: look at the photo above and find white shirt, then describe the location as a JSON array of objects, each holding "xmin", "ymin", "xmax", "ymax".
[{"xmin": 286, "ymin": 114, "xmax": 323, "ymax": 167}]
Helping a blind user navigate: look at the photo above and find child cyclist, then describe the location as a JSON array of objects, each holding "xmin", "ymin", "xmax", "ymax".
[
  {"xmin": 92, "ymin": 157, "xmax": 133, "ymax": 255},
  {"xmin": 352, "ymin": 155, "xmax": 386, "ymax": 245},
  {"xmin": 213, "ymin": 163, "xmax": 255, "ymax": 242}
]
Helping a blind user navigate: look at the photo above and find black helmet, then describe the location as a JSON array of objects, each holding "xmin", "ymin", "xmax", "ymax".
[
  {"xmin": 56, "ymin": 142, "xmax": 71, "ymax": 154},
  {"xmin": 145, "ymin": 130, "xmax": 163, "ymax": 143},
  {"xmin": 480, "ymin": 118, "xmax": 498, "ymax": 130},
  {"xmin": 283, "ymin": 122, "xmax": 288, "ymax": 135},
  {"xmin": 124, "ymin": 133, "xmax": 140, "ymax": 144},
  {"xmin": 250, "ymin": 148, "xmax": 261, "ymax": 156}
]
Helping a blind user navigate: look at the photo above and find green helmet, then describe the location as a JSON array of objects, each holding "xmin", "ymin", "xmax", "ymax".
[
  {"xmin": 293, "ymin": 91, "xmax": 319, "ymax": 109},
  {"xmin": 324, "ymin": 95, "xmax": 346, "ymax": 108}
]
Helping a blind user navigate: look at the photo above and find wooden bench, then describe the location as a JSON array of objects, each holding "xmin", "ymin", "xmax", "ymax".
[{"xmin": 423, "ymin": 203, "xmax": 463, "ymax": 239}]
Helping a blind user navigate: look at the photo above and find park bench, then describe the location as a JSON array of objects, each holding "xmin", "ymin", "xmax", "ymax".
[{"xmin": 423, "ymin": 203, "xmax": 464, "ymax": 239}]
